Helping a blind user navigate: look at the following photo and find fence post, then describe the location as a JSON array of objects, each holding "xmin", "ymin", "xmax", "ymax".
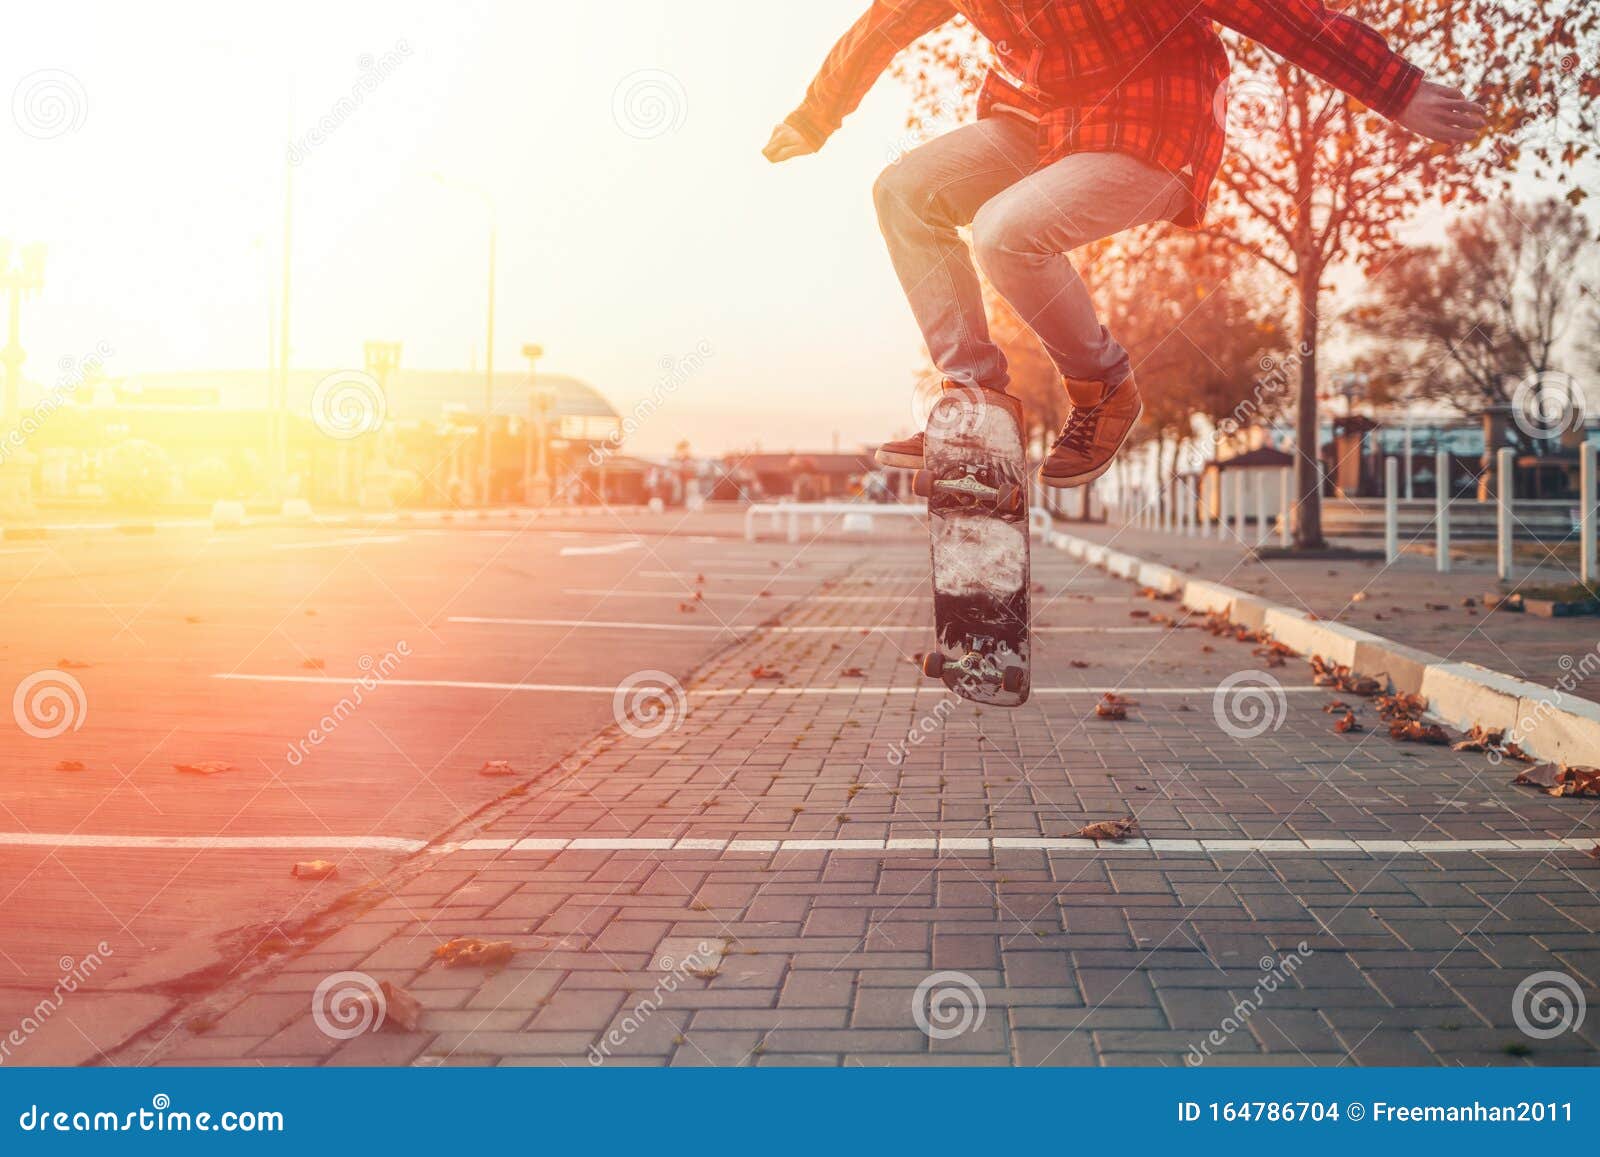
[
  {"xmin": 1497, "ymin": 447, "xmax": 1515, "ymax": 583},
  {"xmin": 1384, "ymin": 456, "xmax": 1399, "ymax": 564},
  {"xmin": 1435, "ymin": 449, "xmax": 1451, "ymax": 574},
  {"xmin": 1234, "ymin": 470, "xmax": 1249, "ymax": 543},
  {"xmin": 1278, "ymin": 466, "xmax": 1292, "ymax": 548},
  {"xmin": 1254, "ymin": 472, "xmax": 1268, "ymax": 546},
  {"xmin": 1582, "ymin": 441, "xmax": 1596, "ymax": 587}
]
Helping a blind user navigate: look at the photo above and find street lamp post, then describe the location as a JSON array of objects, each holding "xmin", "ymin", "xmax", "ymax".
[
  {"xmin": 359, "ymin": 341, "xmax": 401, "ymax": 509},
  {"xmin": 432, "ymin": 173, "xmax": 497, "ymax": 506},
  {"xmin": 520, "ymin": 343, "xmax": 553, "ymax": 506},
  {"xmin": 0, "ymin": 241, "xmax": 46, "ymax": 519}
]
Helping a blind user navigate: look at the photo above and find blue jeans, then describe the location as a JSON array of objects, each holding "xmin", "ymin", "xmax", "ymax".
[{"xmin": 873, "ymin": 115, "xmax": 1189, "ymax": 396}]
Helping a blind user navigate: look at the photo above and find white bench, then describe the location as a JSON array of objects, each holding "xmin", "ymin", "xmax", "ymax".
[{"xmin": 744, "ymin": 502, "xmax": 1052, "ymax": 543}]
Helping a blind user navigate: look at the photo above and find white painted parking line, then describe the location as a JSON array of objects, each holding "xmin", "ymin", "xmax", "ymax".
[
  {"xmin": 450, "ymin": 617, "xmax": 731, "ymax": 633},
  {"xmin": 423, "ymin": 835, "xmax": 1598, "ymax": 858},
  {"xmin": 560, "ymin": 540, "xmax": 644, "ymax": 557},
  {"xmin": 6, "ymin": 830, "xmax": 1583, "ymax": 858},
  {"xmin": 272, "ymin": 535, "xmax": 410, "ymax": 551},
  {"xmin": 636, "ymin": 571, "xmax": 827, "ymax": 582},
  {"xmin": 0, "ymin": 833, "xmax": 426, "ymax": 852},
  {"xmin": 214, "ymin": 673, "xmax": 1326, "ymax": 697}
]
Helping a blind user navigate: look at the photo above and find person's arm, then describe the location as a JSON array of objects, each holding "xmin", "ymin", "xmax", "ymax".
[
  {"xmin": 765, "ymin": 1, "xmax": 955, "ymax": 162},
  {"xmin": 1202, "ymin": 0, "xmax": 1485, "ymax": 143}
]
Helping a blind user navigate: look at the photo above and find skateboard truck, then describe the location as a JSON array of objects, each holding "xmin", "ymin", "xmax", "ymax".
[
  {"xmin": 922, "ymin": 649, "xmax": 1026, "ymax": 694},
  {"xmin": 914, "ymin": 469, "xmax": 1023, "ymax": 513}
]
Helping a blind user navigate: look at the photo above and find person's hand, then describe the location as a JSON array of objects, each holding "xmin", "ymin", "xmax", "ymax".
[
  {"xmin": 763, "ymin": 122, "xmax": 818, "ymax": 163},
  {"xmin": 1396, "ymin": 80, "xmax": 1488, "ymax": 144}
]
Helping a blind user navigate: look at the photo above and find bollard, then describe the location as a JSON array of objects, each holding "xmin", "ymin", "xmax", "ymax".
[
  {"xmin": 1435, "ymin": 449, "xmax": 1451, "ymax": 574},
  {"xmin": 1384, "ymin": 456, "xmax": 1399, "ymax": 564},
  {"xmin": 1583, "ymin": 441, "xmax": 1597, "ymax": 587},
  {"xmin": 1497, "ymin": 447, "xmax": 1515, "ymax": 582},
  {"xmin": 1234, "ymin": 470, "xmax": 1249, "ymax": 543},
  {"xmin": 1278, "ymin": 467, "xmax": 1292, "ymax": 548},
  {"xmin": 1254, "ymin": 472, "xmax": 1269, "ymax": 547}
]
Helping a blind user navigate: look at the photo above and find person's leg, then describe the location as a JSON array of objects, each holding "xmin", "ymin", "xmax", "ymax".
[
  {"xmin": 970, "ymin": 151, "xmax": 1188, "ymax": 391},
  {"xmin": 872, "ymin": 115, "xmax": 1038, "ymax": 395}
]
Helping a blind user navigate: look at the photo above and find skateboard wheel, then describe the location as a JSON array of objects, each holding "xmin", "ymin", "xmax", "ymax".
[
  {"xmin": 912, "ymin": 471, "xmax": 933, "ymax": 499},
  {"xmin": 922, "ymin": 652, "xmax": 946, "ymax": 679},
  {"xmin": 1001, "ymin": 666, "xmax": 1024, "ymax": 694}
]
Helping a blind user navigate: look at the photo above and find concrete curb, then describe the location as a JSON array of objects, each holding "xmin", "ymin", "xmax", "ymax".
[{"xmin": 1048, "ymin": 529, "xmax": 1600, "ymax": 768}]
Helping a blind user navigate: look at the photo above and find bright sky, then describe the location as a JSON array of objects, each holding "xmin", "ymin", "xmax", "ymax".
[
  {"xmin": 0, "ymin": 2, "xmax": 1584, "ymax": 458},
  {"xmin": 1, "ymin": 0, "xmax": 948, "ymax": 457}
]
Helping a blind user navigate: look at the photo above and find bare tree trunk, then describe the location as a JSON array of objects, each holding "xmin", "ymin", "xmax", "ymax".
[{"xmin": 1294, "ymin": 263, "xmax": 1325, "ymax": 549}]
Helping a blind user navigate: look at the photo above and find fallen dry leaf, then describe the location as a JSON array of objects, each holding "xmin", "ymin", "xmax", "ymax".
[
  {"xmin": 57, "ymin": 659, "xmax": 92, "ymax": 669},
  {"xmin": 750, "ymin": 666, "xmax": 783, "ymax": 680},
  {"xmin": 1452, "ymin": 725, "xmax": 1505, "ymax": 754},
  {"xmin": 479, "ymin": 760, "xmax": 518, "ymax": 777},
  {"xmin": 840, "ymin": 667, "xmax": 866, "ymax": 678},
  {"xmin": 1070, "ymin": 660, "xmax": 1091, "ymax": 669},
  {"xmin": 174, "ymin": 761, "xmax": 234, "ymax": 776},
  {"xmin": 1095, "ymin": 702, "xmax": 1127, "ymax": 721},
  {"xmin": 1334, "ymin": 710, "xmax": 1362, "ymax": 734},
  {"xmin": 291, "ymin": 860, "xmax": 339, "ymax": 880},
  {"xmin": 1389, "ymin": 720, "xmax": 1450, "ymax": 745},
  {"xmin": 1075, "ymin": 816, "xmax": 1139, "ymax": 842},
  {"xmin": 1323, "ymin": 701, "xmax": 1351, "ymax": 714},
  {"xmin": 301, "ymin": 658, "xmax": 326, "ymax": 670},
  {"xmin": 433, "ymin": 937, "xmax": 517, "ymax": 969},
  {"xmin": 55, "ymin": 760, "xmax": 86, "ymax": 772}
]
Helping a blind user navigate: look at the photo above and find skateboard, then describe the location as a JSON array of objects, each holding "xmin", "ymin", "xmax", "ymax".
[{"xmin": 912, "ymin": 387, "xmax": 1031, "ymax": 707}]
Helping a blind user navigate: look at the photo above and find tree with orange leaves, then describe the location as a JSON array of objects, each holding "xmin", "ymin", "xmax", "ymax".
[{"xmin": 891, "ymin": 2, "xmax": 1599, "ymax": 547}]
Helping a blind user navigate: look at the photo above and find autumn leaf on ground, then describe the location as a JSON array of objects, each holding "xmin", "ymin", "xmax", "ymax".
[
  {"xmin": 1351, "ymin": 591, "xmax": 1369, "ymax": 603},
  {"xmin": 1389, "ymin": 720, "xmax": 1450, "ymax": 745},
  {"xmin": 380, "ymin": 981, "xmax": 423, "ymax": 1032},
  {"xmin": 301, "ymin": 658, "xmax": 326, "ymax": 670},
  {"xmin": 1452, "ymin": 725, "xmax": 1504, "ymax": 753},
  {"xmin": 750, "ymin": 666, "xmax": 784, "ymax": 680},
  {"xmin": 1334, "ymin": 710, "xmax": 1362, "ymax": 734},
  {"xmin": 55, "ymin": 760, "xmax": 86, "ymax": 771},
  {"xmin": 1499, "ymin": 741, "xmax": 1536, "ymax": 763},
  {"xmin": 480, "ymin": 760, "xmax": 518, "ymax": 777},
  {"xmin": 1129, "ymin": 609, "xmax": 1151, "ymax": 619},
  {"xmin": 291, "ymin": 860, "xmax": 339, "ymax": 880},
  {"xmin": 433, "ymin": 937, "xmax": 517, "ymax": 969},
  {"xmin": 1075, "ymin": 816, "xmax": 1139, "ymax": 842},
  {"xmin": 57, "ymin": 659, "xmax": 92, "ymax": 669},
  {"xmin": 1095, "ymin": 701, "xmax": 1127, "ymax": 721},
  {"xmin": 840, "ymin": 667, "xmax": 866, "ymax": 678},
  {"xmin": 174, "ymin": 761, "xmax": 234, "ymax": 776},
  {"xmin": 1070, "ymin": 660, "xmax": 1091, "ymax": 669},
  {"xmin": 1323, "ymin": 701, "xmax": 1351, "ymax": 714}
]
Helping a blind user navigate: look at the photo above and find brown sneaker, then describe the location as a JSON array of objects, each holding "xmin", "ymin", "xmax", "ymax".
[
  {"xmin": 1040, "ymin": 376, "xmax": 1143, "ymax": 489},
  {"xmin": 875, "ymin": 430, "xmax": 926, "ymax": 470}
]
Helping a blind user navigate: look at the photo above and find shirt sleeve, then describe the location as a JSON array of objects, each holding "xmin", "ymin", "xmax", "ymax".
[
  {"xmin": 786, "ymin": 1, "xmax": 957, "ymax": 149},
  {"xmin": 1201, "ymin": 0, "xmax": 1425, "ymax": 119}
]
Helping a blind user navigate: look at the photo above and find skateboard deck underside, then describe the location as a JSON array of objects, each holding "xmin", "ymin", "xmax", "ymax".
[{"xmin": 924, "ymin": 394, "xmax": 1031, "ymax": 707}]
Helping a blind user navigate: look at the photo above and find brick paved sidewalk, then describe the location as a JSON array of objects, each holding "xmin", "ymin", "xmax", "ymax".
[
  {"xmin": 1066, "ymin": 523, "xmax": 1600, "ymax": 705},
  {"xmin": 115, "ymin": 541, "xmax": 1600, "ymax": 1067}
]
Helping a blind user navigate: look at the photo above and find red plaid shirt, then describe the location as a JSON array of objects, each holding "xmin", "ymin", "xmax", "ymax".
[{"xmin": 786, "ymin": 0, "xmax": 1424, "ymax": 226}]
